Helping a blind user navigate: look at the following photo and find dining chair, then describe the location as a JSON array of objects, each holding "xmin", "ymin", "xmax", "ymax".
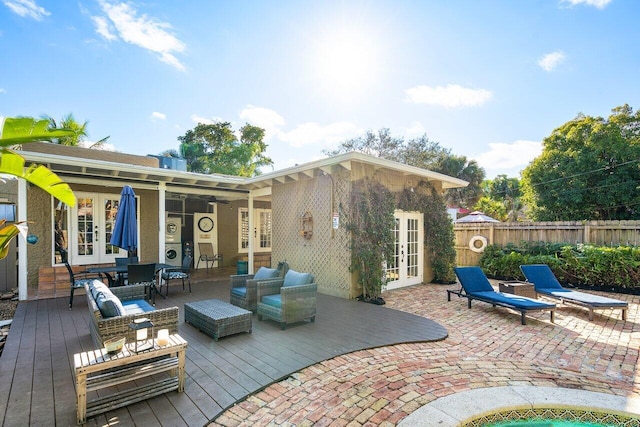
[
  {"xmin": 160, "ymin": 255, "xmax": 193, "ymax": 296},
  {"xmin": 127, "ymin": 263, "xmax": 157, "ymax": 304},
  {"xmin": 196, "ymin": 242, "xmax": 223, "ymax": 273},
  {"xmin": 60, "ymin": 248, "xmax": 102, "ymax": 309},
  {"xmin": 114, "ymin": 256, "xmax": 138, "ymax": 286}
]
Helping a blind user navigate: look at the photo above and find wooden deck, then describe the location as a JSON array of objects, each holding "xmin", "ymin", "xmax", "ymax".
[{"xmin": 0, "ymin": 275, "xmax": 447, "ymax": 426}]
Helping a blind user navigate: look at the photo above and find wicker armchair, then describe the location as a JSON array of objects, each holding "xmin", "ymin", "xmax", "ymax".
[
  {"xmin": 256, "ymin": 269, "xmax": 316, "ymax": 330},
  {"xmin": 84, "ymin": 281, "xmax": 179, "ymax": 348},
  {"xmin": 230, "ymin": 261, "xmax": 288, "ymax": 312}
]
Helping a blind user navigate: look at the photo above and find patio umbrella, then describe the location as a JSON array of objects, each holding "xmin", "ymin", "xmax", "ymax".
[
  {"xmin": 110, "ymin": 185, "xmax": 138, "ymax": 256},
  {"xmin": 455, "ymin": 210, "xmax": 500, "ymax": 223}
]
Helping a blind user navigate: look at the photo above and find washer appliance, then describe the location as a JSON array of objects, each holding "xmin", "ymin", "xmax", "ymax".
[
  {"xmin": 165, "ymin": 243, "xmax": 182, "ymax": 267},
  {"xmin": 165, "ymin": 216, "xmax": 182, "ymax": 243}
]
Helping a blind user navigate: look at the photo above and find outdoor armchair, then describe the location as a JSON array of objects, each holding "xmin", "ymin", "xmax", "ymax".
[
  {"xmin": 256, "ymin": 269, "xmax": 317, "ymax": 329},
  {"xmin": 520, "ymin": 264, "xmax": 628, "ymax": 321},
  {"xmin": 196, "ymin": 242, "xmax": 223, "ymax": 272},
  {"xmin": 230, "ymin": 260, "xmax": 289, "ymax": 312},
  {"xmin": 127, "ymin": 263, "xmax": 157, "ymax": 304}
]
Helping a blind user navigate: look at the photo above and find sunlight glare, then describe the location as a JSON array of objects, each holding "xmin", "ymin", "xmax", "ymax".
[{"xmin": 313, "ymin": 27, "xmax": 380, "ymax": 98}]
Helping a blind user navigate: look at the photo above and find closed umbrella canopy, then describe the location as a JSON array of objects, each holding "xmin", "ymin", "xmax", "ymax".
[
  {"xmin": 455, "ymin": 211, "xmax": 500, "ymax": 223},
  {"xmin": 110, "ymin": 185, "xmax": 138, "ymax": 255}
]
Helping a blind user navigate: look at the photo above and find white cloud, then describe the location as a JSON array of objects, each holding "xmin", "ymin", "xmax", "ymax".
[
  {"xmin": 475, "ymin": 140, "xmax": 542, "ymax": 175},
  {"xmin": 94, "ymin": 1, "xmax": 186, "ymax": 71},
  {"xmin": 403, "ymin": 122, "xmax": 426, "ymax": 138},
  {"xmin": 239, "ymin": 105, "xmax": 285, "ymax": 141},
  {"xmin": 405, "ymin": 84, "xmax": 493, "ymax": 108},
  {"xmin": 91, "ymin": 15, "xmax": 117, "ymax": 41},
  {"xmin": 79, "ymin": 141, "xmax": 116, "ymax": 151},
  {"xmin": 538, "ymin": 51, "xmax": 565, "ymax": 71},
  {"xmin": 561, "ymin": 0, "xmax": 612, "ymax": 9},
  {"xmin": 151, "ymin": 111, "xmax": 166, "ymax": 120},
  {"xmin": 191, "ymin": 115, "xmax": 223, "ymax": 125},
  {"xmin": 3, "ymin": 0, "xmax": 49, "ymax": 20},
  {"xmin": 278, "ymin": 122, "xmax": 363, "ymax": 148}
]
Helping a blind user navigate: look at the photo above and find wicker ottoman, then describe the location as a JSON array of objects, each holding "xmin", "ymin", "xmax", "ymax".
[{"xmin": 184, "ymin": 299, "xmax": 252, "ymax": 341}]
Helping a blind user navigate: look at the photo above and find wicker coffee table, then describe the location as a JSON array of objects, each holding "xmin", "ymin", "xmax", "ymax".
[{"xmin": 184, "ymin": 299, "xmax": 252, "ymax": 341}]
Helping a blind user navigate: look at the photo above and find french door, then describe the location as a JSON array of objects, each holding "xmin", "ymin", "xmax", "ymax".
[
  {"xmin": 71, "ymin": 192, "xmax": 131, "ymax": 265},
  {"xmin": 385, "ymin": 211, "xmax": 423, "ymax": 290}
]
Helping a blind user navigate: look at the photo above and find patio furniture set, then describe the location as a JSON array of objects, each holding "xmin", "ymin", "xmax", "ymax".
[
  {"xmin": 73, "ymin": 257, "xmax": 317, "ymax": 423},
  {"xmin": 449, "ymin": 265, "xmax": 628, "ymax": 324}
]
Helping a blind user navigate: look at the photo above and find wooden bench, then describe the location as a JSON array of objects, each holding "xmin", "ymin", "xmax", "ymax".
[{"xmin": 74, "ymin": 334, "xmax": 187, "ymax": 424}]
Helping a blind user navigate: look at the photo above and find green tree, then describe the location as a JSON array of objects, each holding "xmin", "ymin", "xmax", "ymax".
[
  {"xmin": 44, "ymin": 113, "xmax": 109, "ymax": 148},
  {"xmin": 482, "ymin": 175, "xmax": 524, "ymax": 221},
  {"xmin": 177, "ymin": 122, "xmax": 272, "ymax": 176},
  {"xmin": 0, "ymin": 117, "xmax": 76, "ymax": 259},
  {"xmin": 325, "ymin": 128, "xmax": 485, "ymax": 208},
  {"xmin": 474, "ymin": 197, "xmax": 507, "ymax": 222},
  {"xmin": 522, "ymin": 104, "xmax": 640, "ymax": 220}
]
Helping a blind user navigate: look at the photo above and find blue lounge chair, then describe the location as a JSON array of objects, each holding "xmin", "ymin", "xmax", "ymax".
[
  {"xmin": 450, "ymin": 266, "xmax": 556, "ymax": 325},
  {"xmin": 520, "ymin": 264, "xmax": 628, "ymax": 321}
]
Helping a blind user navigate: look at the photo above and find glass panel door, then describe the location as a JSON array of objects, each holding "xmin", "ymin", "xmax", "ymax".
[
  {"xmin": 72, "ymin": 193, "xmax": 129, "ymax": 265},
  {"xmin": 385, "ymin": 211, "xmax": 423, "ymax": 290}
]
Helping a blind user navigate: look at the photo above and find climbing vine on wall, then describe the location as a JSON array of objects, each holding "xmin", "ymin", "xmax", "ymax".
[
  {"xmin": 398, "ymin": 181, "xmax": 457, "ymax": 284},
  {"xmin": 346, "ymin": 179, "xmax": 396, "ymax": 299}
]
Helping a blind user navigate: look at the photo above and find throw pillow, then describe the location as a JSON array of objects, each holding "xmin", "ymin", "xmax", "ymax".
[
  {"xmin": 90, "ymin": 280, "xmax": 109, "ymax": 300},
  {"xmin": 283, "ymin": 270, "xmax": 314, "ymax": 287},
  {"xmin": 95, "ymin": 292, "xmax": 126, "ymax": 318},
  {"xmin": 253, "ymin": 267, "xmax": 280, "ymax": 280}
]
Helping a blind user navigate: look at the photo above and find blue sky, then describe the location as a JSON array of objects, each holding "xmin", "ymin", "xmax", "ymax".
[{"xmin": 1, "ymin": 0, "xmax": 638, "ymax": 179}]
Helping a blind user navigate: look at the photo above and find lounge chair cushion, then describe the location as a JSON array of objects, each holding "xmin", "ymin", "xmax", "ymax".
[
  {"xmin": 283, "ymin": 270, "xmax": 314, "ymax": 287},
  {"xmin": 472, "ymin": 291, "xmax": 555, "ymax": 309},
  {"xmin": 231, "ymin": 286, "xmax": 247, "ymax": 298},
  {"xmin": 261, "ymin": 294, "xmax": 282, "ymax": 308},
  {"xmin": 539, "ymin": 289, "xmax": 628, "ymax": 307},
  {"xmin": 254, "ymin": 266, "xmax": 281, "ymax": 280},
  {"xmin": 95, "ymin": 290, "xmax": 126, "ymax": 318},
  {"xmin": 453, "ymin": 267, "xmax": 494, "ymax": 294},
  {"xmin": 122, "ymin": 299, "xmax": 155, "ymax": 315},
  {"xmin": 520, "ymin": 264, "xmax": 628, "ymax": 307}
]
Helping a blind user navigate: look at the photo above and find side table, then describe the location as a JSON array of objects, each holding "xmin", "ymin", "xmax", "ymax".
[
  {"xmin": 498, "ymin": 281, "xmax": 536, "ymax": 299},
  {"xmin": 74, "ymin": 334, "xmax": 187, "ymax": 424}
]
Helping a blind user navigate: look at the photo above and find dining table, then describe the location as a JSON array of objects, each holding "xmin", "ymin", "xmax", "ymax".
[{"xmin": 87, "ymin": 263, "xmax": 174, "ymax": 302}]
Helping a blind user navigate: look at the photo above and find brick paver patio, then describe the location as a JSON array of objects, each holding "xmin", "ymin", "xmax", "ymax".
[{"xmin": 212, "ymin": 282, "xmax": 640, "ymax": 426}]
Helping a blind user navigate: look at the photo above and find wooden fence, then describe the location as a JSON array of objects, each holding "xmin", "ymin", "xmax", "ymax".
[{"xmin": 454, "ymin": 220, "xmax": 640, "ymax": 266}]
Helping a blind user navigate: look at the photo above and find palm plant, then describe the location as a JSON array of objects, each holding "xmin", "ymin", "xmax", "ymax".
[
  {"xmin": 45, "ymin": 113, "xmax": 110, "ymax": 148},
  {"xmin": 0, "ymin": 117, "xmax": 76, "ymax": 259}
]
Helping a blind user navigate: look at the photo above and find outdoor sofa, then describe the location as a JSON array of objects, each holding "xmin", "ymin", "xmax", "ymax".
[
  {"xmin": 450, "ymin": 266, "xmax": 556, "ymax": 325},
  {"xmin": 85, "ymin": 280, "xmax": 179, "ymax": 348},
  {"xmin": 520, "ymin": 264, "xmax": 628, "ymax": 321}
]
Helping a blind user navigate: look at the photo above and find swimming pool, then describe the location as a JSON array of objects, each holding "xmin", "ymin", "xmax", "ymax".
[{"xmin": 398, "ymin": 386, "xmax": 640, "ymax": 427}]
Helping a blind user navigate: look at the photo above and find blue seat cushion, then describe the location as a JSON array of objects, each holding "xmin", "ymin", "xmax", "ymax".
[
  {"xmin": 122, "ymin": 299, "xmax": 155, "ymax": 315},
  {"xmin": 254, "ymin": 266, "xmax": 280, "ymax": 280},
  {"xmin": 162, "ymin": 271, "xmax": 188, "ymax": 280},
  {"xmin": 472, "ymin": 291, "xmax": 555, "ymax": 309},
  {"xmin": 231, "ymin": 286, "xmax": 247, "ymax": 297},
  {"xmin": 95, "ymin": 291, "xmax": 126, "ymax": 318},
  {"xmin": 261, "ymin": 294, "xmax": 281, "ymax": 308},
  {"xmin": 283, "ymin": 270, "xmax": 314, "ymax": 287}
]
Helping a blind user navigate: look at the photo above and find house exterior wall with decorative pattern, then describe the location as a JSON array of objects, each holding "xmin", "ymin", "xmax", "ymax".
[{"xmin": 271, "ymin": 170, "xmax": 354, "ymax": 299}]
